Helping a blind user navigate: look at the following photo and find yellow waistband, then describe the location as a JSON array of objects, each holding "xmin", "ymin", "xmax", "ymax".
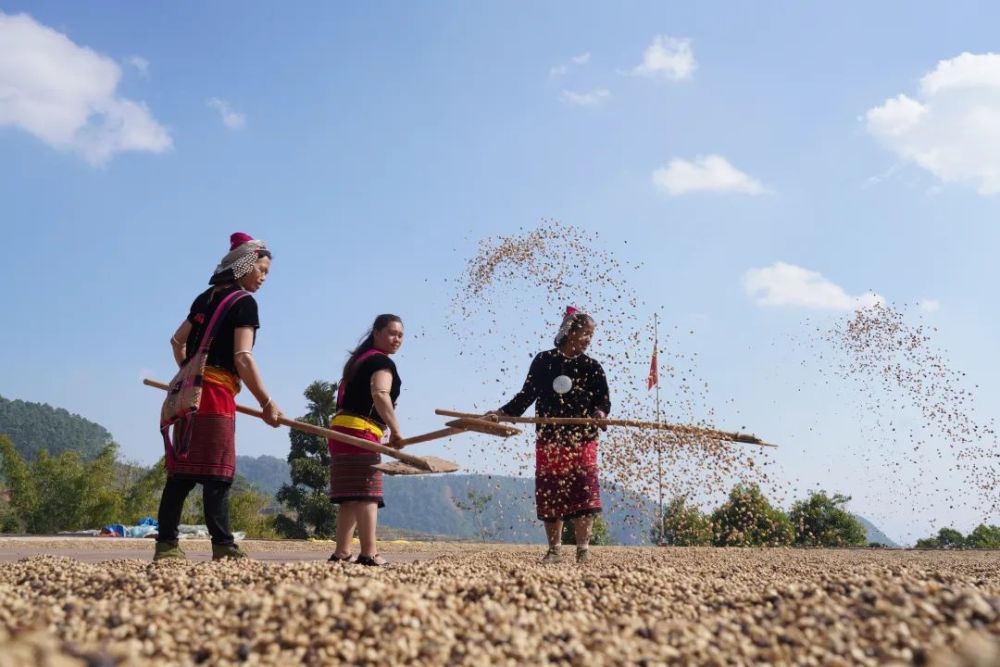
[
  {"xmin": 331, "ymin": 413, "xmax": 384, "ymax": 439},
  {"xmin": 204, "ymin": 367, "xmax": 241, "ymax": 395}
]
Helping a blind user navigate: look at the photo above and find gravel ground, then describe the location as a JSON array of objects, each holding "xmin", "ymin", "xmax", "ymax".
[{"xmin": 0, "ymin": 544, "xmax": 998, "ymax": 666}]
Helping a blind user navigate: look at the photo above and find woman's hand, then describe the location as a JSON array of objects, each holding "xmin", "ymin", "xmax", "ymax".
[
  {"xmin": 262, "ymin": 399, "xmax": 283, "ymax": 427},
  {"xmin": 483, "ymin": 409, "xmax": 503, "ymax": 423},
  {"xmin": 388, "ymin": 430, "xmax": 405, "ymax": 449},
  {"xmin": 592, "ymin": 409, "xmax": 608, "ymax": 431}
]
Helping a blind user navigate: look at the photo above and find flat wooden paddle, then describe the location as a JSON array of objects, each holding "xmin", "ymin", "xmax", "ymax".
[
  {"xmin": 444, "ymin": 417, "xmax": 521, "ymax": 437},
  {"xmin": 435, "ymin": 408, "xmax": 777, "ymax": 448},
  {"xmin": 143, "ymin": 379, "xmax": 460, "ymax": 473}
]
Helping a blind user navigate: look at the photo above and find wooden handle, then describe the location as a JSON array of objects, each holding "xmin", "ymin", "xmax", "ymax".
[
  {"xmin": 435, "ymin": 408, "xmax": 777, "ymax": 448},
  {"xmin": 145, "ymin": 378, "xmax": 434, "ymax": 470},
  {"xmin": 397, "ymin": 428, "xmax": 463, "ymax": 447}
]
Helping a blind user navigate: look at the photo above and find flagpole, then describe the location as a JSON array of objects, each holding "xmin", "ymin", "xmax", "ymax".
[{"xmin": 654, "ymin": 312, "xmax": 663, "ymax": 545}]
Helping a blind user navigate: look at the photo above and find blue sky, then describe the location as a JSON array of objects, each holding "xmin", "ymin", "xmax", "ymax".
[{"xmin": 2, "ymin": 2, "xmax": 1000, "ymax": 543}]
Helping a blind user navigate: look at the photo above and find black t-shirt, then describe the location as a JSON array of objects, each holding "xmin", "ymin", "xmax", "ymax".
[
  {"xmin": 184, "ymin": 285, "xmax": 259, "ymax": 374},
  {"xmin": 339, "ymin": 353, "xmax": 401, "ymax": 427},
  {"xmin": 500, "ymin": 348, "xmax": 611, "ymax": 442}
]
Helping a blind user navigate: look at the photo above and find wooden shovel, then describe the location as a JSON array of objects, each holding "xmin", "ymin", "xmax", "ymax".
[
  {"xmin": 143, "ymin": 379, "xmax": 459, "ymax": 473},
  {"xmin": 435, "ymin": 408, "xmax": 777, "ymax": 448}
]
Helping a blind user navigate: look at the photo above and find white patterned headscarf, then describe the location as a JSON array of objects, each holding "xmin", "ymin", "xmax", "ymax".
[
  {"xmin": 554, "ymin": 306, "xmax": 592, "ymax": 347},
  {"xmin": 209, "ymin": 232, "xmax": 271, "ymax": 285}
]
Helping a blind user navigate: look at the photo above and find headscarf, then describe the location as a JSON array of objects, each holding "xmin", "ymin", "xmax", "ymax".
[
  {"xmin": 209, "ymin": 232, "xmax": 272, "ymax": 285},
  {"xmin": 554, "ymin": 305, "xmax": 591, "ymax": 347}
]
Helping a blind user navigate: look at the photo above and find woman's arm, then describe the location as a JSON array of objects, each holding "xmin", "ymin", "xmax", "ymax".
[
  {"xmin": 233, "ymin": 326, "xmax": 282, "ymax": 427},
  {"xmin": 591, "ymin": 363, "xmax": 611, "ymax": 427},
  {"xmin": 371, "ymin": 369, "xmax": 403, "ymax": 445},
  {"xmin": 170, "ymin": 320, "xmax": 192, "ymax": 367},
  {"xmin": 494, "ymin": 355, "xmax": 542, "ymax": 417}
]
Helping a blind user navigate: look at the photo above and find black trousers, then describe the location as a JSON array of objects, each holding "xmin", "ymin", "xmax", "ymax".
[{"xmin": 156, "ymin": 478, "xmax": 234, "ymax": 545}]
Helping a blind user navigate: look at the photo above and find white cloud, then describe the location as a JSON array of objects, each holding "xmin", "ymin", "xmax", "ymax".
[
  {"xmin": 918, "ymin": 298, "xmax": 941, "ymax": 313},
  {"xmin": 652, "ymin": 155, "xmax": 766, "ymax": 195},
  {"xmin": 629, "ymin": 35, "xmax": 695, "ymax": 81},
  {"xmin": 549, "ymin": 52, "xmax": 591, "ymax": 77},
  {"xmin": 560, "ymin": 88, "xmax": 610, "ymax": 107},
  {"xmin": 126, "ymin": 55, "xmax": 149, "ymax": 76},
  {"xmin": 865, "ymin": 52, "xmax": 1000, "ymax": 194},
  {"xmin": 743, "ymin": 262, "xmax": 884, "ymax": 311},
  {"xmin": 207, "ymin": 97, "xmax": 246, "ymax": 130},
  {"xmin": 0, "ymin": 11, "xmax": 171, "ymax": 165}
]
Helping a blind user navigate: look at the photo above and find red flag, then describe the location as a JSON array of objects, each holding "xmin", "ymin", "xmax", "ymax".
[{"xmin": 647, "ymin": 342, "xmax": 658, "ymax": 390}]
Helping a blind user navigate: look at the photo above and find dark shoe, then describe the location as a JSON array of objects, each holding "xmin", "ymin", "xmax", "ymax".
[
  {"xmin": 211, "ymin": 543, "xmax": 249, "ymax": 561},
  {"xmin": 153, "ymin": 541, "xmax": 186, "ymax": 561},
  {"xmin": 540, "ymin": 547, "xmax": 563, "ymax": 564},
  {"xmin": 355, "ymin": 554, "xmax": 386, "ymax": 567},
  {"xmin": 328, "ymin": 552, "xmax": 355, "ymax": 563}
]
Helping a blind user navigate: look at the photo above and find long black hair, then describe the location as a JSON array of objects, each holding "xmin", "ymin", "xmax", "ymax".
[{"xmin": 342, "ymin": 314, "xmax": 403, "ymax": 385}]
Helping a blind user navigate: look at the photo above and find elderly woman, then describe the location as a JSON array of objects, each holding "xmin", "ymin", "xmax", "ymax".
[
  {"xmin": 491, "ymin": 307, "xmax": 610, "ymax": 564},
  {"xmin": 155, "ymin": 232, "xmax": 283, "ymax": 561},
  {"xmin": 328, "ymin": 314, "xmax": 405, "ymax": 566}
]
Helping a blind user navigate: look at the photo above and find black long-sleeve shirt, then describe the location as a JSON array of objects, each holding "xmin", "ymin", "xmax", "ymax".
[{"xmin": 500, "ymin": 349, "xmax": 611, "ymax": 443}]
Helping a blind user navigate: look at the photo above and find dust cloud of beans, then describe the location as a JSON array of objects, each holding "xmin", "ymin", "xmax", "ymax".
[
  {"xmin": 798, "ymin": 301, "xmax": 1000, "ymax": 532},
  {"xmin": 443, "ymin": 220, "xmax": 776, "ymax": 537}
]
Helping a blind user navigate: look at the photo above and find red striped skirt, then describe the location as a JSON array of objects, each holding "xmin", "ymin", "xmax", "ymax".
[
  {"xmin": 535, "ymin": 438, "xmax": 602, "ymax": 521},
  {"xmin": 164, "ymin": 375, "xmax": 237, "ymax": 482},
  {"xmin": 329, "ymin": 426, "xmax": 384, "ymax": 507}
]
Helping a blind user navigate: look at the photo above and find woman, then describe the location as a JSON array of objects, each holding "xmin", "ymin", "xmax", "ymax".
[
  {"xmin": 491, "ymin": 307, "xmax": 610, "ymax": 564},
  {"xmin": 155, "ymin": 232, "xmax": 283, "ymax": 561},
  {"xmin": 328, "ymin": 314, "xmax": 405, "ymax": 566}
]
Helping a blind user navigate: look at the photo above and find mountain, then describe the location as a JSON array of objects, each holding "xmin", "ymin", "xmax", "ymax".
[
  {"xmin": 381, "ymin": 474, "xmax": 657, "ymax": 545},
  {"xmin": 230, "ymin": 455, "xmax": 902, "ymax": 548},
  {"xmin": 0, "ymin": 394, "xmax": 113, "ymax": 461},
  {"xmin": 235, "ymin": 455, "xmax": 291, "ymax": 495},
  {"xmin": 854, "ymin": 515, "xmax": 899, "ymax": 548}
]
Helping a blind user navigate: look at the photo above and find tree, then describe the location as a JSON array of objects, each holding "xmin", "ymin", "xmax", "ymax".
[
  {"xmin": 229, "ymin": 479, "xmax": 277, "ymax": 538},
  {"xmin": 936, "ymin": 527, "xmax": 966, "ymax": 549},
  {"xmin": 654, "ymin": 496, "xmax": 713, "ymax": 546},
  {"xmin": 966, "ymin": 524, "xmax": 1000, "ymax": 549},
  {"xmin": 455, "ymin": 489, "xmax": 496, "ymax": 542},
  {"xmin": 914, "ymin": 536, "xmax": 940, "ymax": 549},
  {"xmin": 788, "ymin": 491, "xmax": 867, "ymax": 547},
  {"xmin": 915, "ymin": 527, "xmax": 968, "ymax": 549},
  {"xmin": 0, "ymin": 395, "xmax": 113, "ymax": 461},
  {"xmin": 711, "ymin": 485, "xmax": 793, "ymax": 547},
  {"xmin": 0, "ymin": 439, "xmax": 128, "ymax": 533},
  {"xmin": 275, "ymin": 381, "xmax": 338, "ymax": 538},
  {"xmin": 562, "ymin": 515, "xmax": 613, "ymax": 546},
  {"xmin": 121, "ymin": 459, "xmax": 167, "ymax": 523},
  {"xmin": 0, "ymin": 434, "xmax": 36, "ymax": 532}
]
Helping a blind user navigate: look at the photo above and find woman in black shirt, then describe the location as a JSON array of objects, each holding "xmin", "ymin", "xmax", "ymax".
[
  {"xmin": 491, "ymin": 307, "xmax": 611, "ymax": 564},
  {"xmin": 328, "ymin": 314, "xmax": 405, "ymax": 566},
  {"xmin": 155, "ymin": 233, "xmax": 283, "ymax": 561}
]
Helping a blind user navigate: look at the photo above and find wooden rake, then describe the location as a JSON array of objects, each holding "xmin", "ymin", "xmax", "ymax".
[
  {"xmin": 143, "ymin": 379, "xmax": 460, "ymax": 474},
  {"xmin": 435, "ymin": 408, "xmax": 778, "ymax": 448}
]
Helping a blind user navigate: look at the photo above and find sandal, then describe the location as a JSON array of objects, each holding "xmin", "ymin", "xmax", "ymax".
[
  {"xmin": 355, "ymin": 554, "xmax": 387, "ymax": 567},
  {"xmin": 328, "ymin": 552, "xmax": 355, "ymax": 563}
]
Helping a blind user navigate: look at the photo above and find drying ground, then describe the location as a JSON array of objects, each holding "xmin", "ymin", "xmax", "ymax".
[{"xmin": 0, "ymin": 539, "xmax": 998, "ymax": 666}]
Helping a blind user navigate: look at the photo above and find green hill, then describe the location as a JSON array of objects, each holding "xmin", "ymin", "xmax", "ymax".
[
  {"xmin": 0, "ymin": 395, "xmax": 113, "ymax": 461},
  {"xmin": 854, "ymin": 515, "xmax": 899, "ymax": 547},
  {"xmin": 381, "ymin": 474, "xmax": 657, "ymax": 545},
  {"xmin": 235, "ymin": 455, "xmax": 291, "ymax": 495}
]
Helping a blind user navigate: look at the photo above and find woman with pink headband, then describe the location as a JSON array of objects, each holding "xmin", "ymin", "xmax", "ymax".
[
  {"xmin": 155, "ymin": 232, "xmax": 283, "ymax": 561},
  {"xmin": 490, "ymin": 306, "xmax": 611, "ymax": 564}
]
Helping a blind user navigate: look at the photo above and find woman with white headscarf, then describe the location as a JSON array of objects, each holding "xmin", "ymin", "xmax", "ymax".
[
  {"xmin": 490, "ymin": 306, "xmax": 611, "ymax": 564},
  {"xmin": 155, "ymin": 232, "xmax": 283, "ymax": 561}
]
